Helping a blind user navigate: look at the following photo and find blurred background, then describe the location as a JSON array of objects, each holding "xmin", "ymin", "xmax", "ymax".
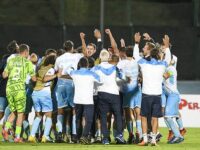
[{"xmin": 0, "ymin": 0, "xmax": 200, "ymax": 80}]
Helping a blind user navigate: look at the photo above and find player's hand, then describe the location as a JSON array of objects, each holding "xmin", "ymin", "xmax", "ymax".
[
  {"xmin": 105, "ymin": 29, "xmax": 111, "ymax": 35},
  {"xmin": 143, "ymin": 33, "xmax": 151, "ymax": 41},
  {"xmin": 94, "ymin": 29, "xmax": 101, "ymax": 39},
  {"xmin": 80, "ymin": 32, "xmax": 85, "ymax": 39},
  {"xmin": 134, "ymin": 32, "xmax": 141, "ymax": 43},
  {"xmin": 57, "ymin": 68, "xmax": 63, "ymax": 78},
  {"xmin": 120, "ymin": 38, "xmax": 125, "ymax": 47},
  {"xmin": 163, "ymin": 34, "xmax": 170, "ymax": 48}
]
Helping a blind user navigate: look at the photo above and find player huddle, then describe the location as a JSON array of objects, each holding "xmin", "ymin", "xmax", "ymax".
[{"xmin": 0, "ymin": 29, "xmax": 186, "ymax": 146}]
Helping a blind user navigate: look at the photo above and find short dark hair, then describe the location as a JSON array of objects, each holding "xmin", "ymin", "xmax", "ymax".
[
  {"xmin": 7, "ymin": 40, "xmax": 18, "ymax": 53},
  {"xmin": 88, "ymin": 43, "xmax": 96, "ymax": 50},
  {"xmin": 19, "ymin": 44, "xmax": 29, "ymax": 53},
  {"xmin": 63, "ymin": 40, "xmax": 74, "ymax": 52},
  {"xmin": 56, "ymin": 49, "xmax": 65, "ymax": 56},
  {"xmin": 119, "ymin": 47, "xmax": 126, "ymax": 52},
  {"xmin": 111, "ymin": 54, "xmax": 119, "ymax": 63},
  {"xmin": 74, "ymin": 46, "xmax": 82, "ymax": 53},
  {"xmin": 45, "ymin": 49, "xmax": 56, "ymax": 56},
  {"xmin": 77, "ymin": 57, "xmax": 89, "ymax": 69},
  {"xmin": 125, "ymin": 46, "xmax": 133, "ymax": 57},
  {"xmin": 43, "ymin": 55, "xmax": 56, "ymax": 66}
]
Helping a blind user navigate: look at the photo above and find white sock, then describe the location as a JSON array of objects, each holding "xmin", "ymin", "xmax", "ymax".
[{"xmin": 143, "ymin": 133, "xmax": 148, "ymax": 143}]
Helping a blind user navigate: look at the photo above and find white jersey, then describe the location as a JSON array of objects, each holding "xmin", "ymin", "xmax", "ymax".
[
  {"xmin": 26, "ymin": 64, "xmax": 36, "ymax": 84},
  {"xmin": 7, "ymin": 54, "xmax": 18, "ymax": 63},
  {"xmin": 54, "ymin": 52, "xmax": 83, "ymax": 75},
  {"xmin": 138, "ymin": 58, "xmax": 167, "ymax": 95},
  {"xmin": 164, "ymin": 65, "xmax": 179, "ymax": 94},
  {"xmin": 70, "ymin": 68, "xmax": 101, "ymax": 105},
  {"xmin": 117, "ymin": 59, "xmax": 139, "ymax": 93},
  {"xmin": 92, "ymin": 62, "xmax": 122, "ymax": 95}
]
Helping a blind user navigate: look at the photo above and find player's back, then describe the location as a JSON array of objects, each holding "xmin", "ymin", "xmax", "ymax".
[
  {"xmin": 7, "ymin": 56, "xmax": 33, "ymax": 85},
  {"xmin": 138, "ymin": 58, "xmax": 167, "ymax": 95},
  {"xmin": 117, "ymin": 59, "xmax": 139, "ymax": 92}
]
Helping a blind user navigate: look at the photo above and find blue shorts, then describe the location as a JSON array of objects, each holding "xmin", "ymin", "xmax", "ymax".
[
  {"xmin": 161, "ymin": 92, "xmax": 167, "ymax": 108},
  {"xmin": 32, "ymin": 89, "xmax": 53, "ymax": 112},
  {"xmin": 0, "ymin": 97, "xmax": 8, "ymax": 112},
  {"xmin": 54, "ymin": 78, "xmax": 74, "ymax": 108},
  {"xmin": 164, "ymin": 93, "xmax": 180, "ymax": 117},
  {"xmin": 141, "ymin": 94, "xmax": 162, "ymax": 118},
  {"xmin": 123, "ymin": 86, "xmax": 142, "ymax": 109}
]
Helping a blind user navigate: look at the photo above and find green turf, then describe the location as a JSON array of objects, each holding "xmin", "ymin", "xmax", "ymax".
[{"xmin": 0, "ymin": 128, "xmax": 199, "ymax": 150}]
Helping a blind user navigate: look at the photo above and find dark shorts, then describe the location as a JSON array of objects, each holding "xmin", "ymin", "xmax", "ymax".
[{"xmin": 140, "ymin": 94, "xmax": 162, "ymax": 118}]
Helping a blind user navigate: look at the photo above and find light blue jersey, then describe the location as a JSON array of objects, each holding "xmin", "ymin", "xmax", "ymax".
[
  {"xmin": 117, "ymin": 59, "xmax": 139, "ymax": 93},
  {"xmin": 117, "ymin": 59, "xmax": 141, "ymax": 108}
]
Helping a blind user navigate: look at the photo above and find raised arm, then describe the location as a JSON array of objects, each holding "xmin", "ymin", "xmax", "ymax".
[
  {"xmin": 92, "ymin": 29, "xmax": 102, "ymax": 60},
  {"xmin": 80, "ymin": 32, "xmax": 87, "ymax": 56},
  {"xmin": 105, "ymin": 29, "xmax": 119, "ymax": 55},
  {"xmin": 162, "ymin": 35, "xmax": 171, "ymax": 65},
  {"xmin": 143, "ymin": 33, "xmax": 155, "ymax": 43},
  {"xmin": 120, "ymin": 38, "xmax": 126, "ymax": 48},
  {"xmin": 133, "ymin": 32, "xmax": 142, "ymax": 61}
]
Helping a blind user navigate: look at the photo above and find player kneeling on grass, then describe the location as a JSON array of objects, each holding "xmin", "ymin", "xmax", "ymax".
[
  {"xmin": 2, "ymin": 44, "xmax": 36, "ymax": 143},
  {"xmin": 163, "ymin": 56, "xmax": 184, "ymax": 144},
  {"xmin": 67, "ymin": 57, "xmax": 101, "ymax": 144},
  {"xmin": 28, "ymin": 55, "xmax": 59, "ymax": 143}
]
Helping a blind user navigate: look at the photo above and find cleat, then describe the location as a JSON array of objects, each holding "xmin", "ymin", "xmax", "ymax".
[
  {"xmin": 127, "ymin": 134, "xmax": 135, "ymax": 144},
  {"xmin": 148, "ymin": 133, "xmax": 152, "ymax": 143},
  {"xmin": 180, "ymin": 128, "xmax": 186, "ymax": 137},
  {"xmin": 167, "ymin": 136, "xmax": 175, "ymax": 144},
  {"xmin": 28, "ymin": 136, "xmax": 37, "ymax": 143},
  {"xmin": 138, "ymin": 140, "xmax": 148, "ymax": 146},
  {"xmin": 41, "ymin": 136, "xmax": 54, "ymax": 143},
  {"xmin": 71, "ymin": 134, "xmax": 78, "ymax": 143},
  {"xmin": 65, "ymin": 135, "xmax": 72, "ymax": 143},
  {"xmin": 102, "ymin": 138, "xmax": 110, "ymax": 145},
  {"xmin": 2, "ymin": 128, "xmax": 9, "ymax": 141},
  {"xmin": 55, "ymin": 132, "xmax": 64, "ymax": 143},
  {"xmin": 80, "ymin": 136, "xmax": 90, "ymax": 145},
  {"xmin": 135, "ymin": 132, "xmax": 142, "ymax": 144},
  {"xmin": 14, "ymin": 137, "xmax": 24, "ymax": 143},
  {"xmin": 90, "ymin": 138, "xmax": 95, "ymax": 143},
  {"xmin": 168, "ymin": 136, "xmax": 184, "ymax": 144},
  {"xmin": 95, "ymin": 136, "xmax": 102, "ymax": 143},
  {"xmin": 156, "ymin": 133, "xmax": 162, "ymax": 142},
  {"xmin": 115, "ymin": 134, "xmax": 126, "ymax": 144}
]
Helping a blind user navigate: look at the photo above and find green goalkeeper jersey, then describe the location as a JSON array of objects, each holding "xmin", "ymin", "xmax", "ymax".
[{"xmin": 4, "ymin": 55, "xmax": 35, "ymax": 91}]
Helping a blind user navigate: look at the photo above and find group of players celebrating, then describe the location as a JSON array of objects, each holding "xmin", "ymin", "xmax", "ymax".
[{"xmin": 0, "ymin": 29, "xmax": 186, "ymax": 146}]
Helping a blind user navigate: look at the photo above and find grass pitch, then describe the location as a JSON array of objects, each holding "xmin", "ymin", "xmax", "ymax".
[{"xmin": 0, "ymin": 128, "xmax": 199, "ymax": 150}]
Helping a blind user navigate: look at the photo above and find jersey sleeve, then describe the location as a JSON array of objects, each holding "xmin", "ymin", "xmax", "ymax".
[
  {"xmin": 54, "ymin": 58, "xmax": 59, "ymax": 71},
  {"xmin": 45, "ymin": 68, "xmax": 55, "ymax": 76},
  {"xmin": 164, "ymin": 48, "xmax": 171, "ymax": 66},
  {"xmin": 4, "ymin": 59, "xmax": 11, "ymax": 74},
  {"xmin": 28, "ymin": 61, "xmax": 36, "ymax": 77},
  {"xmin": 92, "ymin": 72, "xmax": 100, "ymax": 83},
  {"xmin": 133, "ymin": 44, "xmax": 142, "ymax": 62}
]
